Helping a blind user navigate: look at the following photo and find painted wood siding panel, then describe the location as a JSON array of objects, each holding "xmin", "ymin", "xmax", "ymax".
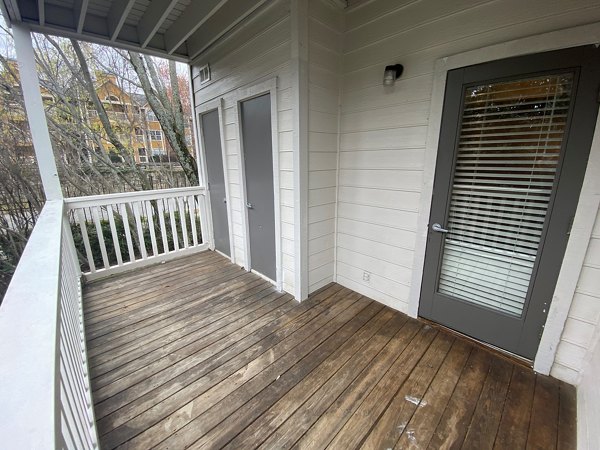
[
  {"xmin": 307, "ymin": 0, "xmax": 343, "ymax": 293},
  {"xmin": 337, "ymin": 0, "xmax": 600, "ymax": 315},
  {"xmin": 552, "ymin": 207, "xmax": 600, "ymax": 385},
  {"xmin": 577, "ymin": 311, "xmax": 600, "ymax": 449},
  {"xmin": 192, "ymin": 0, "xmax": 294, "ymax": 293}
]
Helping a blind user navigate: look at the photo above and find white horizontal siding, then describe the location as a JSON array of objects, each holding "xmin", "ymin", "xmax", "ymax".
[
  {"xmin": 578, "ymin": 334, "xmax": 600, "ymax": 450},
  {"xmin": 307, "ymin": 0, "xmax": 343, "ymax": 293},
  {"xmin": 552, "ymin": 208, "xmax": 600, "ymax": 386},
  {"xmin": 337, "ymin": 0, "xmax": 600, "ymax": 315},
  {"xmin": 192, "ymin": 0, "xmax": 294, "ymax": 294}
]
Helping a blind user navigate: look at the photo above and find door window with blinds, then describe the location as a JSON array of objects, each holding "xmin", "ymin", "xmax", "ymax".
[
  {"xmin": 419, "ymin": 45, "xmax": 600, "ymax": 359},
  {"xmin": 438, "ymin": 74, "xmax": 572, "ymax": 317}
]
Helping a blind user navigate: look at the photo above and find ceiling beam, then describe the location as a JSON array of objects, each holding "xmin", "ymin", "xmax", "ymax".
[
  {"xmin": 138, "ymin": 0, "xmax": 179, "ymax": 48},
  {"xmin": 37, "ymin": 0, "xmax": 44, "ymax": 25},
  {"xmin": 163, "ymin": 0, "xmax": 227, "ymax": 54},
  {"xmin": 6, "ymin": 0, "xmax": 21, "ymax": 21},
  {"xmin": 107, "ymin": 0, "xmax": 136, "ymax": 41},
  {"xmin": 187, "ymin": 0, "xmax": 269, "ymax": 61},
  {"xmin": 73, "ymin": 0, "xmax": 89, "ymax": 33}
]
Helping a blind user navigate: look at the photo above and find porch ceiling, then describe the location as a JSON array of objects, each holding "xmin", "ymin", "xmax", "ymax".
[{"xmin": 1, "ymin": 0, "xmax": 268, "ymax": 62}]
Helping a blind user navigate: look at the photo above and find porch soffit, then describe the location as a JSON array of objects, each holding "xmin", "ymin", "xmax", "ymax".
[{"xmin": 1, "ymin": 0, "xmax": 268, "ymax": 63}]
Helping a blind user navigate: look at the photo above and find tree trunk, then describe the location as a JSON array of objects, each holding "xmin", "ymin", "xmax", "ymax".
[{"xmin": 128, "ymin": 52, "xmax": 199, "ymax": 185}]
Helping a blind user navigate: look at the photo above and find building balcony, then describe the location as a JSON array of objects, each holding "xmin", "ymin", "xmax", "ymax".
[
  {"xmin": 0, "ymin": 186, "xmax": 576, "ymax": 449},
  {"xmin": 86, "ymin": 250, "xmax": 576, "ymax": 449}
]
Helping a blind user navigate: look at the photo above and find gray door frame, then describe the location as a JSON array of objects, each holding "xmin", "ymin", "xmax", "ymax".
[
  {"xmin": 196, "ymin": 98, "xmax": 234, "ymax": 261},
  {"xmin": 418, "ymin": 45, "xmax": 600, "ymax": 360},
  {"xmin": 235, "ymin": 78, "xmax": 282, "ymax": 290}
]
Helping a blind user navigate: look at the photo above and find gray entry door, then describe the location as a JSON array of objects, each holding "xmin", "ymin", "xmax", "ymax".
[
  {"xmin": 419, "ymin": 45, "xmax": 600, "ymax": 360},
  {"xmin": 201, "ymin": 109, "xmax": 230, "ymax": 256},
  {"xmin": 240, "ymin": 93, "xmax": 276, "ymax": 281}
]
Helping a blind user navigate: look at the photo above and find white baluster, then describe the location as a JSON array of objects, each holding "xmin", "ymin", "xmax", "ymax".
[
  {"xmin": 177, "ymin": 196, "xmax": 189, "ymax": 249},
  {"xmin": 90, "ymin": 206, "xmax": 110, "ymax": 269},
  {"xmin": 132, "ymin": 201, "xmax": 147, "ymax": 260},
  {"xmin": 158, "ymin": 198, "xmax": 169, "ymax": 254},
  {"xmin": 146, "ymin": 200, "xmax": 158, "ymax": 257},
  {"xmin": 118, "ymin": 203, "xmax": 136, "ymax": 263},
  {"xmin": 168, "ymin": 197, "xmax": 179, "ymax": 251},
  {"xmin": 106, "ymin": 205, "xmax": 123, "ymax": 266},
  {"xmin": 188, "ymin": 195, "xmax": 198, "ymax": 247},
  {"xmin": 75, "ymin": 209, "xmax": 96, "ymax": 273}
]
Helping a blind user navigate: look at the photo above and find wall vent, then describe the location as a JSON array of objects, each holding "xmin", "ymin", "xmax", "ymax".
[{"xmin": 198, "ymin": 64, "xmax": 211, "ymax": 84}]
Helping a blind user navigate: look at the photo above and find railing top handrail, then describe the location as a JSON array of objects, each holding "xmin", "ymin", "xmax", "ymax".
[
  {"xmin": 0, "ymin": 199, "xmax": 64, "ymax": 447},
  {"xmin": 64, "ymin": 185, "xmax": 207, "ymax": 209}
]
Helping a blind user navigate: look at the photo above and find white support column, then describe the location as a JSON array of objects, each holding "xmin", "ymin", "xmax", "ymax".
[
  {"xmin": 291, "ymin": 0, "xmax": 309, "ymax": 301},
  {"xmin": 188, "ymin": 64, "xmax": 207, "ymax": 187},
  {"xmin": 13, "ymin": 23, "xmax": 62, "ymax": 200}
]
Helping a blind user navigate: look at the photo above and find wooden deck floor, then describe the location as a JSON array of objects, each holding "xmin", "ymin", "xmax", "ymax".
[{"xmin": 84, "ymin": 251, "xmax": 576, "ymax": 450}]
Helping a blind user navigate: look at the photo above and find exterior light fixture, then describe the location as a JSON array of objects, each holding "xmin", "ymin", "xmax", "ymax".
[{"xmin": 383, "ymin": 64, "xmax": 404, "ymax": 86}]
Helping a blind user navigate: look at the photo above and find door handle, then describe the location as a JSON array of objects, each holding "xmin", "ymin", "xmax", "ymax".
[
  {"xmin": 246, "ymin": 202, "xmax": 254, "ymax": 209},
  {"xmin": 432, "ymin": 223, "xmax": 449, "ymax": 233}
]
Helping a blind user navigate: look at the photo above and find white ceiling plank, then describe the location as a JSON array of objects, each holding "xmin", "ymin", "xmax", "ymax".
[
  {"xmin": 107, "ymin": 0, "xmax": 136, "ymax": 41},
  {"xmin": 37, "ymin": 0, "xmax": 44, "ymax": 25},
  {"xmin": 138, "ymin": 0, "xmax": 179, "ymax": 48},
  {"xmin": 187, "ymin": 0, "xmax": 269, "ymax": 61},
  {"xmin": 163, "ymin": 0, "xmax": 228, "ymax": 54},
  {"xmin": 73, "ymin": 0, "xmax": 89, "ymax": 33}
]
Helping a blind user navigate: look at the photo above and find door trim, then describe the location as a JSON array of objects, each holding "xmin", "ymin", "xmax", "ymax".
[
  {"xmin": 235, "ymin": 78, "xmax": 282, "ymax": 291},
  {"xmin": 197, "ymin": 98, "xmax": 234, "ymax": 262},
  {"xmin": 407, "ymin": 22, "xmax": 600, "ymax": 375}
]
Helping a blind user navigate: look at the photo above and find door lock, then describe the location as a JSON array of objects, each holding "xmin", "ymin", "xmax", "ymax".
[
  {"xmin": 431, "ymin": 223, "xmax": 449, "ymax": 233},
  {"xmin": 246, "ymin": 202, "xmax": 254, "ymax": 209},
  {"xmin": 223, "ymin": 198, "xmax": 227, "ymax": 204}
]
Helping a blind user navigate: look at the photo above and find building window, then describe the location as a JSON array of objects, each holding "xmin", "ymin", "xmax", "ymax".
[
  {"xmin": 135, "ymin": 127, "xmax": 145, "ymax": 142},
  {"xmin": 147, "ymin": 111, "xmax": 157, "ymax": 121},
  {"xmin": 152, "ymin": 147, "xmax": 166, "ymax": 156},
  {"xmin": 149, "ymin": 130, "xmax": 162, "ymax": 141},
  {"xmin": 138, "ymin": 147, "xmax": 147, "ymax": 163},
  {"xmin": 105, "ymin": 95, "xmax": 120, "ymax": 102}
]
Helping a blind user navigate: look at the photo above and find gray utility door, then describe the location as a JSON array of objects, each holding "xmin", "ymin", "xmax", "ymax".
[
  {"xmin": 420, "ymin": 45, "xmax": 600, "ymax": 360},
  {"xmin": 240, "ymin": 93, "xmax": 276, "ymax": 281},
  {"xmin": 201, "ymin": 109, "xmax": 230, "ymax": 256}
]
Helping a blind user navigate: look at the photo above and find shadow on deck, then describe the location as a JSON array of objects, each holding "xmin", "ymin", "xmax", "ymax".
[{"xmin": 83, "ymin": 250, "xmax": 576, "ymax": 449}]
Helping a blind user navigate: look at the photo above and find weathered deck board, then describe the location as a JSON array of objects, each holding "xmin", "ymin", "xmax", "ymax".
[{"xmin": 83, "ymin": 251, "xmax": 576, "ymax": 450}]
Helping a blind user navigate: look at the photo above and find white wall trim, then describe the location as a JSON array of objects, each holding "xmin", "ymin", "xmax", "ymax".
[
  {"xmin": 291, "ymin": 0, "xmax": 309, "ymax": 301},
  {"xmin": 538, "ymin": 111, "xmax": 600, "ymax": 377},
  {"xmin": 234, "ymin": 77, "xmax": 283, "ymax": 291},
  {"xmin": 189, "ymin": 64, "xmax": 208, "ymax": 190},
  {"xmin": 196, "ymin": 98, "xmax": 235, "ymax": 261},
  {"xmin": 332, "ymin": 72, "xmax": 343, "ymax": 285},
  {"xmin": 406, "ymin": 21, "xmax": 600, "ymax": 375}
]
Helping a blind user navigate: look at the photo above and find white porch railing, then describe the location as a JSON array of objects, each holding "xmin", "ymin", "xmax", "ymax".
[
  {"xmin": 0, "ymin": 200, "xmax": 99, "ymax": 449},
  {"xmin": 65, "ymin": 186, "xmax": 210, "ymax": 280},
  {"xmin": 0, "ymin": 186, "xmax": 211, "ymax": 447}
]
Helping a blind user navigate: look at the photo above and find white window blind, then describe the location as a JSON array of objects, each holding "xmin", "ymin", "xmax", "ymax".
[{"xmin": 438, "ymin": 73, "xmax": 573, "ymax": 316}]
